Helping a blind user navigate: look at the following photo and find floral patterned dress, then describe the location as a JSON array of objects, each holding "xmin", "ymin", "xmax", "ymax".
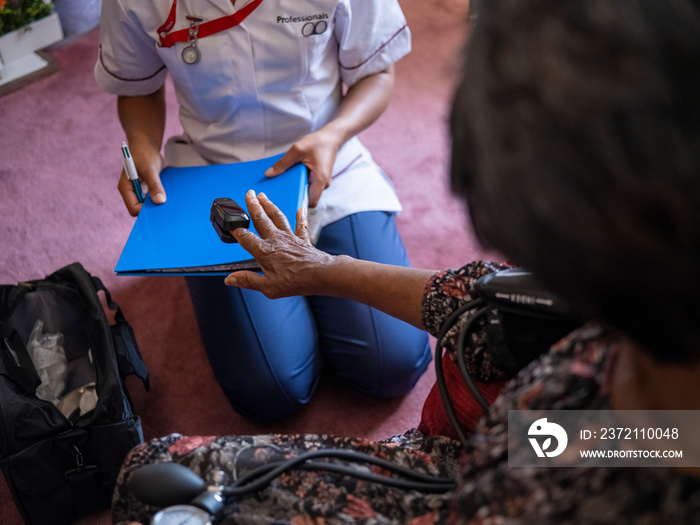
[{"xmin": 112, "ymin": 261, "xmax": 700, "ymax": 525}]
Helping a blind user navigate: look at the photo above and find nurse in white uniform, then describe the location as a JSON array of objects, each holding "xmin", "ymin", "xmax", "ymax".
[{"xmin": 95, "ymin": 0, "xmax": 431, "ymax": 422}]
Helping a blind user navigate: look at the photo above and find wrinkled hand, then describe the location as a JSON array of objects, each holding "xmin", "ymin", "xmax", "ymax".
[
  {"xmin": 264, "ymin": 128, "xmax": 341, "ymax": 208},
  {"xmin": 118, "ymin": 145, "xmax": 165, "ymax": 216},
  {"xmin": 224, "ymin": 190, "xmax": 335, "ymax": 298}
]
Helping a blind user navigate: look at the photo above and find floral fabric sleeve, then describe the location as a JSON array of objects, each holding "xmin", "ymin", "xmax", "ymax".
[
  {"xmin": 450, "ymin": 325, "xmax": 700, "ymax": 524},
  {"xmin": 112, "ymin": 431, "xmax": 463, "ymax": 525},
  {"xmin": 421, "ymin": 260, "xmax": 510, "ymax": 381}
]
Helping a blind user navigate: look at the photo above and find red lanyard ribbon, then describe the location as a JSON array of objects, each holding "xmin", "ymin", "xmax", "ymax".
[{"xmin": 157, "ymin": 0, "xmax": 264, "ymax": 48}]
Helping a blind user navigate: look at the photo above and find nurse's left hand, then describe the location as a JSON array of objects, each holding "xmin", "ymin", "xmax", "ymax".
[{"xmin": 264, "ymin": 128, "xmax": 341, "ymax": 208}]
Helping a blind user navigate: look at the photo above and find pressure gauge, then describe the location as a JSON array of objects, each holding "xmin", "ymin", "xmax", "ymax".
[{"xmin": 151, "ymin": 505, "xmax": 212, "ymax": 525}]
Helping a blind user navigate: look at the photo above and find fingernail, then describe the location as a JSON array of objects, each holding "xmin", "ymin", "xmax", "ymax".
[
  {"xmin": 258, "ymin": 192, "xmax": 268, "ymax": 200},
  {"xmin": 247, "ymin": 189, "xmax": 255, "ymax": 198},
  {"xmin": 224, "ymin": 276, "xmax": 236, "ymax": 286},
  {"xmin": 264, "ymin": 168, "xmax": 273, "ymax": 177},
  {"xmin": 152, "ymin": 193, "xmax": 166, "ymax": 204}
]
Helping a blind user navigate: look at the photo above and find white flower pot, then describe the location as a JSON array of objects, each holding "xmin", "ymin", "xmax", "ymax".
[
  {"xmin": 0, "ymin": 12, "xmax": 63, "ymax": 88},
  {"xmin": 0, "ymin": 12, "xmax": 64, "ymax": 65}
]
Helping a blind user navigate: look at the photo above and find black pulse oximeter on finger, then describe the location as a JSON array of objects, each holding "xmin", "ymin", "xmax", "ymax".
[{"xmin": 210, "ymin": 197, "xmax": 250, "ymax": 243}]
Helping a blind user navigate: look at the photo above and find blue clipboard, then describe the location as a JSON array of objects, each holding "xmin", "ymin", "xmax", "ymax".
[{"xmin": 115, "ymin": 154, "xmax": 308, "ymax": 276}]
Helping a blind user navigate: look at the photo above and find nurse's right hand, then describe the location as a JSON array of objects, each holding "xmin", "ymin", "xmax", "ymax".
[{"xmin": 117, "ymin": 145, "xmax": 166, "ymax": 217}]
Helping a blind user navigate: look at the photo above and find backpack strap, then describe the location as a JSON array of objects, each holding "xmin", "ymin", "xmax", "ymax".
[{"xmin": 91, "ymin": 276, "xmax": 150, "ymax": 392}]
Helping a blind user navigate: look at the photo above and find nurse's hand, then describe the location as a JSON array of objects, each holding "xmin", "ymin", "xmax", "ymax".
[
  {"xmin": 264, "ymin": 127, "xmax": 342, "ymax": 208},
  {"xmin": 117, "ymin": 87, "xmax": 168, "ymax": 216},
  {"xmin": 117, "ymin": 144, "xmax": 166, "ymax": 216},
  {"xmin": 224, "ymin": 190, "xmax": 336, "ymax": 298}
]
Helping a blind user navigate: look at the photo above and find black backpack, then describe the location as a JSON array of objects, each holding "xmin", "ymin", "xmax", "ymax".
[{"xmin": 0, "ymin": 263, "xmax": 149, "ymax": 525}]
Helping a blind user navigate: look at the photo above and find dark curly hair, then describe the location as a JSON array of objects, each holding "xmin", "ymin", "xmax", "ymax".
[{"xmin": 450, "ymin": 0, "xmax": 700, "ymax": 361}]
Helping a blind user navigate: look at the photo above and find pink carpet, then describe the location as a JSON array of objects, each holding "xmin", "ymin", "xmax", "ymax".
[{"xmin": 0, "ymin": 2, "xmax": 487, "ymax": 522}]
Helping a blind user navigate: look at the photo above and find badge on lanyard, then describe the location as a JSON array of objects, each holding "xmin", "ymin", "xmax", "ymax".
[
  {"xmin": 157, "ymin": 0, "xmax": 264, "ymax": 66},
  {"xmin": 182, "ymin": 16, "xmax": 202, "ymax": 65}
]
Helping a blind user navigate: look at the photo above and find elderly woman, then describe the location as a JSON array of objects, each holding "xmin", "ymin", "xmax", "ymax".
[{"xmin": 115, "ymin": 0, "xmax": 700, "ymax": 523}]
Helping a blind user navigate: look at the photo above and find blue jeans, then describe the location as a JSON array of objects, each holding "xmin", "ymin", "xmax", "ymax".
[{"xmin": 185, "ymin": 211, "xmax": 431, "ymax": 422}]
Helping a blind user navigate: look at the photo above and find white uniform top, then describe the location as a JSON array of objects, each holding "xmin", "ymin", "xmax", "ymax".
[{"xmin": 95, "ymin": 0, "xmax": 410, "ymax": 230}]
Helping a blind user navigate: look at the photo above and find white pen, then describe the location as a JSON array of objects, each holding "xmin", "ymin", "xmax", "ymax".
[{"xmin": 121, "ymin": 141, "xmax": 145, "ymax": 203}]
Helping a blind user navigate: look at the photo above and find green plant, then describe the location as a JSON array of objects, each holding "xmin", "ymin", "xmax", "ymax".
[{"xmin": 0, "ymin": 0, "xmax": 54, "ymax": 37}]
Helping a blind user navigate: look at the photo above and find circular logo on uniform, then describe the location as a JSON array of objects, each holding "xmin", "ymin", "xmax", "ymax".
[{"xmin": 302, "ymin": 20, "xmax": 327, "ymax": 37}]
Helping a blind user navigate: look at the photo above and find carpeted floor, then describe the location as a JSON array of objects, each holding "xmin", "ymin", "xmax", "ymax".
[{"xmin": 0, "ymin": 1, "xmax": 488, "ymax": 523}]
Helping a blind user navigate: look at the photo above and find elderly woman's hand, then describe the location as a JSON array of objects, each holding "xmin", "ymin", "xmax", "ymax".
[
  {"xmin": 226, "ymin": 190, "xmax": 433, "ymax": 328},
  {"xmin": 224, "ymin": 190, "xmax": 336, "ymax": 298}
]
